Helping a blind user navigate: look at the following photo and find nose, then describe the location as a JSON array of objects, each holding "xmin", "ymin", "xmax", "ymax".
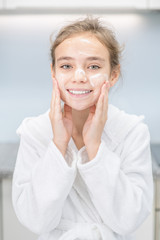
[{"xmin": 74, "ymin": 69, "xmax": 87, "ymax": 83}]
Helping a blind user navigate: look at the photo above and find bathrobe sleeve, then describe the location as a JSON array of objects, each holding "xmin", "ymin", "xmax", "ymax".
[
  {"xmin": 12, "ymin": 132, "xmax": 77, "ymax": 235},
  {"xmin": 77, "ymin": 123, "xmax": 153, "ymax": 235}
]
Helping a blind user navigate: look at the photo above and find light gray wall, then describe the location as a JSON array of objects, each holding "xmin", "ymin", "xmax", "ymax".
[{"xmin": 0, "ymin": 12, "xmax": 160, "ymax": 143}]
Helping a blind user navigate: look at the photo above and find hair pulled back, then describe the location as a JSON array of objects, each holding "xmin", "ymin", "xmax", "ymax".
[{"xmin": 50, "ymin": 16, "xmax": 123, "ymax": 73}]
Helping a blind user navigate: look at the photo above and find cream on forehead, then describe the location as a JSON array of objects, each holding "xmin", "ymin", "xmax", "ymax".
[
  {"xmin": 79, "ymin": 38, "xmax": 93, "ymax": 44},
  {"xmin": 78, "ymin": 51, "xmax": 92, "ymax": 56},
  {"xmin": 62, "ymin": 37, "xmax": 93, "ymax": 45},
  {"xmin": 64, "ymin": 36, "xmax": 99, "ymax": 48}
]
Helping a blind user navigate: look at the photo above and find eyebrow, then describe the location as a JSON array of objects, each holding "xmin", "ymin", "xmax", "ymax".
[
  {"xmin": 57, "ymin": 56, "xmax": 105, "ymax": 62},
  {"xmin": 57, "ymin": 56, "xmax": 74, "ymax": 62},
  {"xmin": 86, "ymin": 56, "xmax": 105, "ymax": 62}
]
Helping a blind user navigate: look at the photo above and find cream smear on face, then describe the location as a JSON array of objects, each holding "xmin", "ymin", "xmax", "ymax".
[
  {"xmin": 72, "ymin": 50, "xmax": 109, "ymax": 87},
  {"xmin": 75, "ymin": 69, "xmax": 87, "ymax": 82},
  {"xmin": 56, "ymin": 71, "xmax": 109, "ymax": 96},
  {"xmin": 74, "ymin": 70, "xmax": 109, "ymax": 87},
  {"xmin": 54, "ymin": 34, "xmax": 111, "ymax": 110},
  {"xmin": 55, "ymin": 71, "xmax": 109, "ymax": 111},
  {"xmin": 55, "ymin": 71, "xmax": 109, "ymax": 88},
  {"xmin": 89, "ymin": 73, "xmax": 109, "ymax": 87}
]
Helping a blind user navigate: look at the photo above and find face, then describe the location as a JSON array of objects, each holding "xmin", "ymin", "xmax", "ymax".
[{"xmin": 51, "ymin": 33, "xmax": 120, "ymax": 111}]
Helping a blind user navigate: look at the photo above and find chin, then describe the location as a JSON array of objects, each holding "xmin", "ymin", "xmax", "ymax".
[{"xmin": 66, "ymin": 101, "xmax": 95, "ymax": 111}]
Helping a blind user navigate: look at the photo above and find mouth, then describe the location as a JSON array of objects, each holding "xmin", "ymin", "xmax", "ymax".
[{"xmin": 67, "ymin": 89, "xmax": 93, "ymax": 97}]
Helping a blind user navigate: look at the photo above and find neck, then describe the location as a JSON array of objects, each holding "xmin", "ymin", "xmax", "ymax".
[{"xmin": 72, "ymin": 108, "xmax": 89, "ymax": 136}]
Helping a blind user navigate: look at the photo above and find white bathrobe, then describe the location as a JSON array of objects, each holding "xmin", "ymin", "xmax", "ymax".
[{"xmin": 12, "ymin": 104, "xmax": 153, "ymax": 240}]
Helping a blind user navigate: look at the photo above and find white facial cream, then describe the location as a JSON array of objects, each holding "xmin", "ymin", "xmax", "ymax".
[
  {"xmin": 75, "ymin": 69, "xmax": 87, "ymax": 82},
  {"xmin": 89, "ymin": 73, "xmax": 109, "ymax": 87}
]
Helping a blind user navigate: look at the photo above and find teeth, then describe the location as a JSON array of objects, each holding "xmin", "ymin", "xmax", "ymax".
[{"xmin": 68, "ymin": 90, "xmax": 91, "ymax": 94}]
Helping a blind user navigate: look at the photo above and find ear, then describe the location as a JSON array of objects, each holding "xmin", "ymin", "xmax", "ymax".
[
  {"xmin": 109, "ymin": 64, "xmax": 120, "ymax": 87},
  {"xmin": 50, "ymin": 63, "xmax": 55, "ymax": 80}
]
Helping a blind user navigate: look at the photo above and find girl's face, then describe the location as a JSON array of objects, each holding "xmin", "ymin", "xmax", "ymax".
[{"xmin": 51, "ymin": 33, "xmax": 119, "ymax": 111}]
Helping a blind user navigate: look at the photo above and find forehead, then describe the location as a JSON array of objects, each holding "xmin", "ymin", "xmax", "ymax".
[{"xmin": 55, "ymin": 33, "xmax": 110, "ymax": 59}]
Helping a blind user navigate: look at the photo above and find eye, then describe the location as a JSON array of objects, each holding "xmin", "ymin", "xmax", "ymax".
[
  {"xmin": 60, "ymin": 64, "xmax": 72, "ymax": 69},
  {"xmin": 88, "ymin": 65, "xmax": 100, "ymax": 70}
]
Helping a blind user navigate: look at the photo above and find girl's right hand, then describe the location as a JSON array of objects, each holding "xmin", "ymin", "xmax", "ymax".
[{"xmin": 49, "ymin": 78, "xmax": 73, "ymax": 157}]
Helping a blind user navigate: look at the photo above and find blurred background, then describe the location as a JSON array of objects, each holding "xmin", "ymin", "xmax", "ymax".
[{"xmin": 0, "ymin": 1, "xmax": 160, "ymax": 240}]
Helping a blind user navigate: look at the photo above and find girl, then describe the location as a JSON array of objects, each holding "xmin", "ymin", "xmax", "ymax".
[{"xmin": 12, "ymin": 16, "xmax": 153, "ymax": 240}]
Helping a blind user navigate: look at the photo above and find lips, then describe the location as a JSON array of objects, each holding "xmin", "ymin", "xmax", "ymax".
[
  {"xmin": 67, "ymin": 88, "xmax": 92, "ymax": 91},
  {"xmin": 67, "ymin": 89, "xmax": 93, "ymax": 97}
]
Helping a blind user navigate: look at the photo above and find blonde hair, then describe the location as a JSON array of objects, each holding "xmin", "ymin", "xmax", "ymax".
[{"xmin": 50, "ymin": 16, "xmax": 123, "ymax": 73}]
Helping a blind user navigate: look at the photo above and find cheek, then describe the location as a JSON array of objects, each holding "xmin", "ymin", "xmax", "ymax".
[
  {"xmin": 55, "ymin": 72, "xmax": 67, "ymax": 90},
  {"xmin": 55, "ymin": 72, "xmax": 65, "ymax": 82},
  {"xmin": 54, "ymin": 73, "xmax": 67, "ymax": 102},
  {"xmin": 89, "ymin": 73, "xmax": 109, "ymax": 88},
  {"xmin": 90, "ymin": 73, "xmax": 109, "ymax": 103}
]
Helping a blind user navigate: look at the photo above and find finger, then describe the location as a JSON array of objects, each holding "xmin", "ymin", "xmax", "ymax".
[
  {"xmin": 104, "ymin": 81, "xmax": 110, "ymax": 95},
  {"xmin": 54, "ymin": 80, "xmax": 62, "ymax": 120},
  {"xmin": 102, "ymin": 81, "xmax": 110, "ymax": 117},
  {"xmin": 95, "ymin": 83, "xmax": 106, "ymax": 119},
  {"xmin": 50, "ymin": 78, "xmax": 56, "ymax": 116},
  {"xmin": 103, "ymin": 81, "xmax": 109, "ymax": 102}
]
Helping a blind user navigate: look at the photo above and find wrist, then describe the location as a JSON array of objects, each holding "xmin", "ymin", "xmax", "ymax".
[
  {"xmin": 53, "ymin": 139, "xmax": 68, "ymax": 157},
  {"xmin": 85, "ymin": 141, "xmax": 101, "ymax": 161}
]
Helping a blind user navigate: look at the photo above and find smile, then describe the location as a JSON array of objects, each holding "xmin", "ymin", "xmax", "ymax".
[{"xmin": 67, "ymin": 89, "xmax": 93, "ymax": 97}]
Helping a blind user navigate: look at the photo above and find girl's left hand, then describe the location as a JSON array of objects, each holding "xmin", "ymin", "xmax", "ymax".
[{"xmin": 82, "ymin": 81, "xmax": 110, "ymax": 160}]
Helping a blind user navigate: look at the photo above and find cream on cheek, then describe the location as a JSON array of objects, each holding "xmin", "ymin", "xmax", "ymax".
[
  {"xmin": 72, "ymin": 50, "xmax": 109, "ymax": 87},
  {"xmin": 54, "ymin": 70, "xmax": 110, "ymax": 111},
  {"xmin": 89, "ymin": 73, "xmax": 109, "ymax": 87},
  {"xmin": 53, "ymin": 36, "xmax": 111, "ymax": 109},
  {"xmin": 73, "ymin": 69, "xmax": 109, "ymax": 88},
  {"xmin": 56, "ymin": 69, "xmax": 109, "ymax": 94},
  {"xmin": 55, "ymin": 72, "xmax": 66, "ymax": 100}
]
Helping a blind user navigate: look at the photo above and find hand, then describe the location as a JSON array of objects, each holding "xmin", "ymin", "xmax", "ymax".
[
  {"xmin": 49, "ymin": 78, "xmax": 73, "ymax": 157},
  {"xmin": 82, "ymin": 81, "xmax": 110, "ymax": 160}
]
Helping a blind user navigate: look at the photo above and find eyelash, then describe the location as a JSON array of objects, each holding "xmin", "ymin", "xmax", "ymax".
[
  {"xmin": 60, "ymin": 64, "xmax": 100, "ymax": 70},
  {"xmin": 88, "ymin": 65, "xmax": 100, "ymax": 70},
  {"xmin": 60, "ymin": 65, "xmax": 72, "ymax": 69}
]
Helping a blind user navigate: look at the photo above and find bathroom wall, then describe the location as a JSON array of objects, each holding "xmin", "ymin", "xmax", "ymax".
[{"xmin": 0, "ymin": 12, "xmax": 160, "ymax": 142}]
